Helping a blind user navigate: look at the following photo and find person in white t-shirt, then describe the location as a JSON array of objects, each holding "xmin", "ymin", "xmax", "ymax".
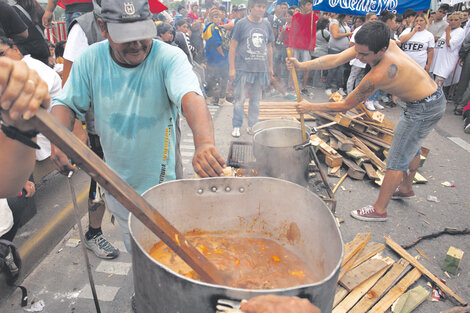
[
  {"xmin": 430, "ymin": 13, "xmax": 466, "ymax": 87},
  {"xmin": 399, "ymin": 14, "xmax": 435, "ymax": 72},
  {"xmin": 346, "ymin": 12, "xmax": 382, "ymax": 110},
  {"xmin": 0, "ymin": 36, "xmax": 61, "ymax": 162}
]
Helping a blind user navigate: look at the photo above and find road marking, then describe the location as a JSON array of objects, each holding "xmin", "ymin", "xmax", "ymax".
[
  {"xmin": 182, "ymin": 139, "xmax": 193, "ymax": 143},
  {"xmin": 180, "ymin": 144, "xmax": 194, "ymax": 150},
  {"xmin": 448, "ymin": 137, "xmax": 470, "ymax": 153},
  {"xmin": 78, "ymin": 284, "xmax": 120, "ymax": 301},
  {"xmin": 183, "ymin": 159, "xmax": 191, "ymax": 164},
  {"xmin": 19, "ymin": 186, "xmax": 89, "ymax": 259},
  {"xmin": 96, "ymin": 261, "xmax": 132, "ymax": 275},
  {"xmin": 181, "ymin": 151, "xmax": 194, "ymax": 157},
  {"xmin": 112, "ymin": 241, "xmax": 127, "ymax": 253},
  {"xmin": 186, "ymin": 133, "xmax": 193, "ymax": 137}
]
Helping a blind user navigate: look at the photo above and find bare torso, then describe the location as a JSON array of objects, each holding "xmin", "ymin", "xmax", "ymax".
[{"xmin": 366, "ymin": 41, "xmax": 437, "ymax": 102}]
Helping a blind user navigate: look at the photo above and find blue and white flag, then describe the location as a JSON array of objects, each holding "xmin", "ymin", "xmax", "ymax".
[{"xmin": 312, "ymin": 0, "xmax": 431, "ymax": 16}]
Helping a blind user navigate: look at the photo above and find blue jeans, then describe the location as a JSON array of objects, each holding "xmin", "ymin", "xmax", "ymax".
[
  {"xmin": 386, "ymin": 88, "xmax": 445, "ymax": 171},
  {"xmin": 65, "ymin": 11, "xmax": 85, "ymax": 31},
  {"xmin": 232, "ymin": 72, "xmax": 267, "ymax": 128}
]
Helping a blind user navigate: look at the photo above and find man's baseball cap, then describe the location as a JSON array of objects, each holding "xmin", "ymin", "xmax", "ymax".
[
  {"xmin": 238, "ymin": 4, "xmax": 247, "ymax": 10},
  {"xmin": 100, "ymin": 0, "xmax": 156, "ymax": 43}
]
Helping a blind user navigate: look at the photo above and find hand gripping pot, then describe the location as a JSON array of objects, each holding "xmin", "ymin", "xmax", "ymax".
[{"xmin": 129, "ymin": 177, "xmax": 343, "ymax": 313}]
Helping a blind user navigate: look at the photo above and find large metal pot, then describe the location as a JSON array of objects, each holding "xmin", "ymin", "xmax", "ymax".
[
  {"xmin": 130, "ymin": 177, "xmax": 343, "ymax": 313},
  {"xmin": 252, "ymin": 119, "xmax": 312, "ymax": 134},
  {"xmin": 253, "ymin": 127, "xmax": 310, "ymax": 186}
]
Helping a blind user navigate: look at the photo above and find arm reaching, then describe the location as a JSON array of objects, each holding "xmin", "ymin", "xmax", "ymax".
[
  {"xmin": 182, "ymin": 92, "xmax": 225, "ymax": 177},
  {"xmin": 240, "ymin": 295, "xmax": 321, "ymax": 313},
  {"xmin": 287, "ymin": 46, "xmax": 356, "ymax": 71}
]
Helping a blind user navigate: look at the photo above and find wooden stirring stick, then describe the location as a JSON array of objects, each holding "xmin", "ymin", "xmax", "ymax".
[
  {"xmin": 30, "ymin": 108, "xmax": 227, "ymax": 285},
  {"xmin": 286, "ymin": 48, "xmax": 307, "ymax": 142}
]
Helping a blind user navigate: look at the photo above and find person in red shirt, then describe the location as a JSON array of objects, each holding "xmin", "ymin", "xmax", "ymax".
[
  {"xmin": 289, "ymin": 0, "xmax": 318, "ymax": 95},
  {"xmin": 187, "ymin": 3, "xmax": 199, "ymax": 23}
]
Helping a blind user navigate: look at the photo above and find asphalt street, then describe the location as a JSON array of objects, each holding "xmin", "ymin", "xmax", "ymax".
[{"xmin": 0, "ymin": 88, "xmax": 469, "ymax": 313}]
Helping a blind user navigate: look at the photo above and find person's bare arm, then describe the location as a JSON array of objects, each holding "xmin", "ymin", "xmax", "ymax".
[
  {"xmin": 287, "ymin": 46, "xmax": 356, "ymax": 71},
  {"xmin": 425, "ymin": 47, "xmax": 434, "ymax": 72},
  {"xmin": 0, "ymin": 58, "xmax": 50, "ymax": 196},
  {"xmin": 181, "ymin": 92, "xmax": 225, "ymax": 177},
  {"xmin": 296, "ymin": 76, "xmax": 376, "ymax": 113},
  {"xmin": 330, "ymin": 23, "xmax": 352, "ymax": 39},
  {"xmin": 399, "ymin": 28, "xmax": 417, "ymax": 43},
  {"xmin": 268, "ymin": 42, "xmax": 274, "ymax": 78},
  {"xmin": 43, "ymin": 0, "xmax": 60, "ymax": 28},
  {"xmin": 228, "ymin": 39, "xmax": 238, "ymax": 80},
  {"xmin": 50, "ymin": 105, "xmax": 77, "ymax": 174},
  {"xmin": 240, "ymin": 295, "xmax": 321, "ymax": 313},
  {"xmin": 445, "ymin": 26, "xmax": 452, "ymax": 47}
]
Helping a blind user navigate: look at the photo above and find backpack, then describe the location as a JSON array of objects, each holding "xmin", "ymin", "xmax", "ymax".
[{"xmin": 212, "ymin": 24, "xmax": 231, "ymax": 51}]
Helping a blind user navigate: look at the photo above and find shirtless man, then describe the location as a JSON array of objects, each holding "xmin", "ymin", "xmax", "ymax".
[{"xmin": 287, "ymin": 21, "xmax": 446, "ymax": 222}]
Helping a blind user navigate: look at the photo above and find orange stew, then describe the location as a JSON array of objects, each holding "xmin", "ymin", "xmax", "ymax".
[{"xmin": 149, "ymin": 232, "xmax": 318, "ymax": 289}]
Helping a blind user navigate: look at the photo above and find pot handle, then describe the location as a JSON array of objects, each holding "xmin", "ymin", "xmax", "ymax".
[{"xmin": 216, "ymin": 298, "xmax": 243, "ymax": 313}]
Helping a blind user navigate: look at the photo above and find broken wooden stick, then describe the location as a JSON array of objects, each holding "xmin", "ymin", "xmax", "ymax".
[
  {"xmin": 332, "ymin": 173, "xmax": 348, "ymax": 194},
  {"xmin": 403, "ymin": 228, "xmax": 470, "ymax": 249},
  {"xmin": 385, "ymin": 236, "xmax": 467, "ymax": 306}
]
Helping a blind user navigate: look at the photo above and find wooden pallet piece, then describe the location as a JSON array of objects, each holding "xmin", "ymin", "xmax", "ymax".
[
  {"xmin": 333, "ymin": 285, "xmax": 349, "ymax": 308},
  {"xmin": 351, "ymin": 136, "xmax": 386, "ymax": 171},
  {"xmin": 345, "ymin": 147, "xmax": 367, "ymax": 160},
  {"xmin": 328, "ymin": 166, "xmax": 342, "ymax": 177},
  {"xmin": 363, "ymin": 163, "xmax": 380, "ymax": 180},
  {"xmin": 328, "ymin": 128, "xmax": 354, "ymax": 152},
  {"xmin": 343, "ymin": 233, "xmax": 373, "ymax": 267},
  {"xmin": 350, "ymin": 242, "xmax": 385, "ymax": 270},
  {"xmin": 368, "ymin": 268, "xmax": 422, "ymax": 312},
  {"xmin": 349, "ymin": 258, "xmax": 411, "ymax": 313},
  {"xmin": 335, "ymin": 113, "xmax": 394, "ymax": 144},
  {"xmin": 333, "ymin": 258, "xmax": 394, "ymax": 313},
  {"xmin": 385, "ymin": 236, "xmax": 467, "ymax": 306},
  {"xmin": 340, "ymin": 256, "xmax": 391, "ymax": 291},
  {"xmin": 310, "ymin": 134, "xmax": 343, "ymax": 167},
  {"xmin": 343, "ymin": 158, "xmax": 366, "ymax": 180},
  {"xmin": 329, "ymin": 137, "xmax": 339, "ymax": 150},
  {"xmin": 339, "ymin": 234, "xmax": 372, "ymax": 281}
]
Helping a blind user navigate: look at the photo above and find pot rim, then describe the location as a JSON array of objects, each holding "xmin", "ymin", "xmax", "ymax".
[{"xmin": 129, "ymin": 177, "xmax": 344, "ymax": 292}]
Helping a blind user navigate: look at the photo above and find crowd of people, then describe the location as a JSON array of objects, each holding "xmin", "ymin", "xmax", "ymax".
[{"xmin": 1, "ymin": 0, "xmax": 470, "ymax": 311}]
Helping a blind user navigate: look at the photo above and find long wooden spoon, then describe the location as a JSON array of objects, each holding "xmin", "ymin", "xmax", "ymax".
[{"xmin": 30, "ymin": 108, "xmax": 226, "ymax": 285}]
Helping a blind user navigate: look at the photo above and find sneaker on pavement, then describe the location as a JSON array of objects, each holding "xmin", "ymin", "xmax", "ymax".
[
  {"xmin": 85, "ymin": 232, "xmax": 120, "ymax": 259},
  {"xmin": 364, "ymin": 100, "xmax": 376, "ymax": 111},
  {"xmin": 231, "ymin": 127, "xmax": 240, "ymax": 138},
  {"xmin": 350, "ymin": 205, "xmax": 388, "ymax": 222},
  {"xmin": 391, "ymin": 188, "xmax": 416, "ymax": 200},
  {"xmin": 284, "ymin": 93, "xmax": 297, "ymax": 100},
  {"xmin": 301, "ymin": 88, "xmax": 310, "ymax": 96},
  {"xmin": 325, "ymin": 89, "xmax": 333, "ymax": 96},
  {"xmin": 464, "ymin": 117, "xmax": 470, "ymax": 134},
  {"xmin": 338, "ymin": 88, "xmax": 347, "ymax": 97},
  {"xmin": 246, "ymin": 127, "xmax": 254, "ymax": 135},
  {"xmin": 4, "ymin": 250, "xmax": 19, "ymax": 282},
  {"xmin": 373, "ymin": 101, "xmax": 384, "ymax": 110}
]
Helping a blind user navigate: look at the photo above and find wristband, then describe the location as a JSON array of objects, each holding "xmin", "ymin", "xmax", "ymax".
[{"xmin": 1, "ymin": 121, "xmax": 40, "ymax": 149}]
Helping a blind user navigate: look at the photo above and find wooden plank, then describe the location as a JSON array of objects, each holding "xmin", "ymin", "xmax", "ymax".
[
  {"xmin": 369, "ymin": 268, "xmax": 422, "ymax": 313},
  {"xmin": 340, "ymin": 256, "xmax": 391, "ymax": 291},
  {"xmin": 31, "ymin": 109, "xmax": 226, "ymax": 285},
  {"xmin": 385, "ymin": 236, "xmax": 467, "ymax": 306},
  {"xmin": 352, "ymin": 136, "xmax": 386, "ymax": 171},
  {"xmin": 339, "ymin": 234, "xmax": 372, "ymax": 281},
  {"xmin": 329, "ymin": 137, "xmax": 339, "ymax": 150},
  {"xmin": 364, "ymin": 163, "xmax": 380, "ymax": 180},
  {"xmin": 329, "ymin": 128, "xmax": 354, "ymax": 152},
  {"xmin": 343, "ymin": 233, "xmax": 373, "ymax": 267},
  {"xmin": 333, "ymin": 259, "xmax": 394, "ymax": 313},
  {"xmin": 350, "ymin": 242, "xmax": 385, "ymax": 270},
  {"xmin": 328, "ymin": 166, "xmax": 342, "ymax": 178},
  {"xmin": 343, "ymin": 158, "xmax": 366, "ymax": 180},
  {"xmin": 333, "ymin": 285, "xmax": 349, "ymax": 308},
  {"xmin": 345, "ymin": 147, "xmax": 367, "ymax": 160},
  {"xmin": 310, "ymin": 134, "xmax": 343, "ymax": 167},
  {"xmin": 349, "ymin": 259, "xmax": 411, "ymax": 313}
]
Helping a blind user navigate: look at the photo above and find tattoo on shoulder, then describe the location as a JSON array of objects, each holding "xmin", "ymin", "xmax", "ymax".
[
  {"xmin": 353, "ymin": 80, "xmax": 375, "ymax": 103},
  {"xmin": 387, "ymin": 64, "xmax": 398, "ymax": 79}
]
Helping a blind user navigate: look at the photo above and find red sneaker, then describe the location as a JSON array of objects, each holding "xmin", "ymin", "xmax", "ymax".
[
  {"xmin": 391, "ymin": 189, "xmax": 416, "ymax": 200},
  {"xmin": 351, "ymin": 205, "xmax": 388, "ymax": 222}
]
